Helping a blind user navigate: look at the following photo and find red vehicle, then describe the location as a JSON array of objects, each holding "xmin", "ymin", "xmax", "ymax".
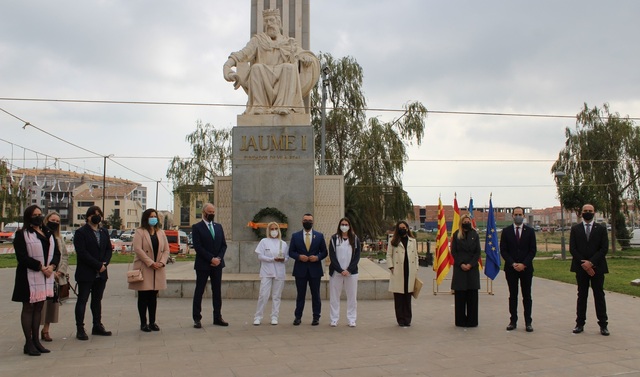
[
  {"xmin": 165, "ymin": 230, "xmax": 188, "ymax": 254},
  {"xmin": 0, "ymin": 222, "xmax": 22, "ymax": 243}
]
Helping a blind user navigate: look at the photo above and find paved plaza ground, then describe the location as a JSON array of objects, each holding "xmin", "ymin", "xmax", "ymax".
[{"xmin": 1, "ymin": 261, "xmax": 640, "ymax": 377}]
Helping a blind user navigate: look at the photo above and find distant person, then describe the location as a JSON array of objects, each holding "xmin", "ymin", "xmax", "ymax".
[
  {"xmin": 192, "ymin": 203, "xmax": 228, "ymax": 328},
  {"xmin": 73, "ymin": 205, "xmax": 113, "ymax": 340},
  {"xmin": 500, "ymin": 207, "xmax": 537, "ymax": 332},
  {"xmin": 253, "ymin": 222, "xmax": 288, "ymax": 326},
  {"xmin": 328, "ymin": 217, "xmax": 361, "ymax": 327},
  {"xmin": 128, "ymin": 209, "xmax": 170, "ymax": 332},
  {"xmin": 386, "ymin": 221, "xmax": 419, "ymax": 327},
  {"xmin": 570, "ymin": 204, "xmax": 610, "ymax": 336},
  {"xmin": 451, "ymin": 214, "xmax": 481, "ymax": 327},
  {"xmin": 40, "ymin": 212, "xmax": 69, "ymax": 342},
  {"xmin": 12, "ymin": 205, "xmax": 60, "ymax": 355},
  {"xmin": 288, "ymin": 213, "xmax": 327, "ymax": 326}
]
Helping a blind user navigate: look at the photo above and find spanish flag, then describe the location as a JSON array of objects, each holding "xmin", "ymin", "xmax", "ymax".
[{"xmin": 435, "ymin": 197, "xmax": 452, "ymax": 285}]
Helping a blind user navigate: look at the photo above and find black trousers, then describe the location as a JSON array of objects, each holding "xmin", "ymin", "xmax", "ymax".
[
  {"xmin": 137, "ymin": 290, "xmax": 159, "ymax": 325},
  {"xmin": 193, "ymin": 268, "xmax": 223, "ymax": 322},
  {"xmin": 454, "ymin": 289, "xmax": 478, "ymax": 327},
  {"xmin": 505, "ymin": 267, "xmax": 533, "ymax": 325},
  {"xmin": 575, "ymin": 270, "xmax": 608, "ymax": 327},
  {"xmin": 393, "ymin": 293, "xmax": 413, "ymax": 325},
  {"xmin": 294, "ymin": 273, "xmax": 322, "ymax": 320},
  {"xmin": 75, "ymin": 278, "xmax": 107, "ymax": 328}
]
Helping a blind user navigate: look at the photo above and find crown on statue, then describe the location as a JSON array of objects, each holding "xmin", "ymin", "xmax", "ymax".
[{"xmin": 262, "ymin": 8, "xmax": 281, "ymax": 19}]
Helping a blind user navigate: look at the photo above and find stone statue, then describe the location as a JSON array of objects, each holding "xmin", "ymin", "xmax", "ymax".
[{"xmin": 223, "ymin": 9, "xmax": 320, "ymax": 116}]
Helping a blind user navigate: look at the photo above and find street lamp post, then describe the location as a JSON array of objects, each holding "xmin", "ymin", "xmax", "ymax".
[
  {"xmin": 102, "ymin": 154, "xmax": 114, "ymax": 214},
  {"xmin": 554, "ymin": 171, "xmax": 567, "ymax": 260},
  {"xmin": 320, "ymin": 65, "xmax": 329, "ymax": 175}
]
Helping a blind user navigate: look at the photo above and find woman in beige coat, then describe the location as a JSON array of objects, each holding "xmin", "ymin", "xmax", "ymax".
[
  {"xmin": 128, "ymin": 208, "xmax": 170, "ymax": 332},
  {"xmin": 386, "ymin": 220, "xmax": 419, "ymax": 327}
]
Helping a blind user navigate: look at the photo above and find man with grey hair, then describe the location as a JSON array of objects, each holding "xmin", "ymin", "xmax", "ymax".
[
  {"xmin": 191, "ymin": 203, "xmax": 228, "ymax": 328},
  {"xmin": 223, "ymin": 8, "xmax": 318, "ymax": 115}
]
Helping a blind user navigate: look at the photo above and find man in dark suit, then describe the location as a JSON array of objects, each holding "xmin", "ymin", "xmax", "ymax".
[
  {"xmin": 499, "ymin": 206, "xmax": 537, "ymax": 332},
  {"xmin": 288, "ymin": 213, "xmax": 327, "ymax": 326},
  {"xmin": 570, "ymin": 203, "xmax": 609, "ymax": 336},
  {"xmin": 192, "ymin": 203, "xmax": 228, "ymax": 328},
  {"xmin": 73, "ymin": 206, "xmax": 113, "ymax": 340}
]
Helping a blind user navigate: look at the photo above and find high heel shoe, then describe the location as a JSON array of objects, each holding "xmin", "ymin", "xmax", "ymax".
[
  {"xmin": 41, "ymin": 330, "xmax": 52, "ymax": 342},
  {"xmin": 23, "ymin": 342, "xmax": 41, "ymax": 356}
]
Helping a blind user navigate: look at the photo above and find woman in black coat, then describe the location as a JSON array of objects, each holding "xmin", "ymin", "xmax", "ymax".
[
  {"xmin": 12, "ymin": 205, "xmax": 61, "ymax": 356},
  {"xmin": 450, "ymin": 214, "xmax": 481, "ymax": 327}
]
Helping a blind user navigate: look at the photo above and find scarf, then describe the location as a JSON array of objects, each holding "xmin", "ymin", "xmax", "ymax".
[{"xmin": 24, "ymin": 230, "xmax": 55, "ymax": 303}]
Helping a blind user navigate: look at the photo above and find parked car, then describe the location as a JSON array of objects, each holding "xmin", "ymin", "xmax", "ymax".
[
  {"xmin": 109, "ymin": 229, "xmax": 124, "ymax": 239},
  {"xmin": 120, "ymin": 230, "xmax": 135, "ymax": 242},
  {"xmin": 60, "ymin": 231, "xmax": 74, "ymax": 242},
  {"xmin": 0, "ymin": 222, "xmax": 23, "ymax": 243},
  {"xmin": 165, "ymin": 230, "xmax": 188, "ymax": 254}
]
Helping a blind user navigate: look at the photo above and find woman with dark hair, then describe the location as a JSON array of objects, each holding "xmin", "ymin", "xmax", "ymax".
[
  {"xmin": 40, "ymin": 212, "xmax": 69, "ymax": 342},
  {"xmin": 12, "ymin": 205, "xmax": 60, "ymax": 355},
  {"xmin": 386, "ymin": 220, "xmax": 419, "ymax": 327},
  {"xmin": 128, "ymin": 208, "xmax": 170, "ymax": 332},
  {"xmin": 451, "ymin": 213, "xmax": 481, "ymax": 327},
  {"xmin": 74, "ymin": 205, "xmax": 113, "ymax": 340},
  {"xmin": 328, "ymin": 217, "xmax": 361, "ymax": 327}
]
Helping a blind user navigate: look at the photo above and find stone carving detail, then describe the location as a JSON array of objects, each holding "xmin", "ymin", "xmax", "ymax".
[{"xmin": 223, "ymin": 8, "xmax": 320, "ymax": 116}]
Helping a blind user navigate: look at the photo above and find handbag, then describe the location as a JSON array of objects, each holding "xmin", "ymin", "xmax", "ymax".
[
  {"xmin": 127, "ymin": 264, "xmax": 144, "ymax": 283},
  {"xmin": 412, "ymin": 278, "xmax": 423, "ymax": 299},
  {"xmin": 58, "ymin": 281, "xmax": 71, "ymax": 302}
]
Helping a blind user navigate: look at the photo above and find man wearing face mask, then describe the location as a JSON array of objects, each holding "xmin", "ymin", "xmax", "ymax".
[
  {"xmin": 73, "ymin": 206, "xmax": 113, "ymax": 340},
  {"xmin": 499, "ymin": 207, "xmax": 537, "ymax": 332},
  {"xmin": 191, "ymin": 203, "xmax": 228, "ymax": 328},
  {"xmin": 569, "ymin": 204, "xmax": 609, "ymax": 336},
  {"xmin": 288, "ymin": 213, "xmax": 327, "ymax": 326}
]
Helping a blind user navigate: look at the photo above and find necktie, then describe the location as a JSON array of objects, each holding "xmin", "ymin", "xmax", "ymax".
[
  {"xmin": 516, "ymin": 226, "xmax": 520, "ymax": 242},
  {"xmin": 305, "ymin": 232, "xmax": 311, "ymax": 251},
  {"xmin": 586, "ymin": 223, "xmax": 591, "ymax": 241},
  {"xmin": 208, "ymin": 222, "xmax": 215, "ymax": 240}
]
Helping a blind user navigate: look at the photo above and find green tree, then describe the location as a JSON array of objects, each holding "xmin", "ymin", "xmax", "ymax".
[
  {"xmin": 552, "ymin": 103, "xmax": 640, "ymax": 253},
  {"xmin": 310, "ymin": 52, "xmax": 428, "ymax": 239},
  {"xmin": 166, "ymin": 120, "xmax": 232, "ymax": 204},
  {"xmin": 106, "ymin": 210, "xmax": 123, "ymax": 231},
  {"xmin": 0, "ymin": 159, "xmax": 27, "ymax": 224}
]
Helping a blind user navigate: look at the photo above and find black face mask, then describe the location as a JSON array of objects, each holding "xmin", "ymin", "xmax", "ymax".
[
  {"xmin": 302, "ymin": 221, "xmax": 313, "ymax": 231},
  {"xmin": 582, "ymin": 212, "xmax": 594, "ymax": 221},
  {"xmin": 398, "ymin": 228, "xmax": 408, "ymax": 237},
  {"xmin": 462, "ymin": 223, "xmax": 472, "ymax": 231},
  {"xmin": 206, "ymin": 214, "xmax": 215, "ymax": 222},
  {"xmin": 47, "ymin": 222, "xmax": 60, "ymax": 232},
  {"xmin": 30, "ymin": 215, "xmax": 44, "ymax": 227},
  {"xmin": 90, "ymin": 215, "xmax": 102, "ymax": 225}
]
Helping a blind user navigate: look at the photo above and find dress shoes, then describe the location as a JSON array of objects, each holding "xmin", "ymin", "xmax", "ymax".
[
  {"xmin": 293, "ymin": 318, "xmax": 301, "ymax": 326},
  {"xmin": 525, "ymin": 325, "xmax": 534, "ymax": 332},
  {"xmin": 33, "ymin": 340, "xmax": 50, "ymax": 353},
  {"xmin": 92, "ymin": 324, "xmax": 112, "ymax": 336},
  {"xmin": 149, "ymin": 323, "xmax": 160, "ymax": 331},
  {"xmin": 23, "ymin": 342, "xmax": 41, "ymax": 356},
  {"xmin": 41, "ymin": 330, "xmax": 52, "ymax": 342},
  {"xmin": 311, "ymin": 319, "xmax": 319, "ymax": 326},
  {"xmin": 600, "ymin": 327, "xmax": 610, "ymax": 336},
  {"xmin": 76, "ymin": 327, "xmax": 89, "ymax": 340},
  {"xmin": 213, "ymin": 318, "xmax": 229, "ymax": 326},
  {"xmin": 506, "ymin": 323, "xmax": 517, "ymax": 331},
  {"xmin": 193, "ymin": 320, "xmax": 202, "ymax": 329},
  {"xmin": 572, "ymin": 325, "xmax": 584, "ymax": 334},
  {"xmin": 141, "ymin": 324, "xmax": 151, "ymax": 332}
]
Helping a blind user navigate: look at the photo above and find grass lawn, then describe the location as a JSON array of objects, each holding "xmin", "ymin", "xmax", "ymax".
[{"xmin": 534, "ymin": 257, "xmax": 640, "ymax": 297}]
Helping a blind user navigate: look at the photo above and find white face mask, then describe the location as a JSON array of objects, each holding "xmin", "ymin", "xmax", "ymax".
[
  {"xmin": 270, "ymin": 230, "xmax": 279, "ymax": 238},
  {"xmin": 340, "ymin": 225, "xmax": 349, "ymax": 233}
]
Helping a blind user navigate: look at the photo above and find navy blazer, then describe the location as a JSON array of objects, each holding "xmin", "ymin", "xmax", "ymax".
[
  {"xmin": 499, "ymin": 224, "xmax": 537, "ymax": 271},
  {"xmin": 569, "ymin": 222, "xmax": 608, "ymax": 274},
  {"xmin": 192, "ymin": 220, "xmax": 227, "ymax": 271},
  {"xmin": 288, "ymin": 229, "xmax": 327, "ymax": 279},
  {"xmin": 73, "ymin": 224, "xmax": 113, "ymax": 282},
  {"xmin": 328, "ymin": 234, "xmax": 361, "ymax": 276}
]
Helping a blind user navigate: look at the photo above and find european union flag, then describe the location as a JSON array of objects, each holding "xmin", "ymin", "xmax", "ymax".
[{"xmin": 484, "ymin": 197, "xmax": 501, "ymax": 280}]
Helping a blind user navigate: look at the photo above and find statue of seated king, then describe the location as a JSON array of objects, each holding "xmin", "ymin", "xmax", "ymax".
[{"xmin": 223, "ymin": 8, "xmax": 320, "ymax": 117}]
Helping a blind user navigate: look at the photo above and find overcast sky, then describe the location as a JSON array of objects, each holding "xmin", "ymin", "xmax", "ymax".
[{"xmin": 1, "ymin": 1, "xmax": 639, "ymax": 213}]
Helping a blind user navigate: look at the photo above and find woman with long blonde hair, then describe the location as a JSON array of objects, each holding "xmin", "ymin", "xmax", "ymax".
[{"xmin": 253, "ymin": 222, "xmax": 288, "ymax": 325}]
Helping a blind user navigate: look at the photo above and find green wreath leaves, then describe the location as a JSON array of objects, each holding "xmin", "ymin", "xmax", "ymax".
[{"xmin": 251, "ymin": 207, "xmax": 288, "ymax": 240}]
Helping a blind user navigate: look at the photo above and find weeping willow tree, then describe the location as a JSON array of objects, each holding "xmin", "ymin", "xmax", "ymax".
[
  {"xmin": 310, "ymin": 52, "xmax": 428, "ymax": 239},
  {"xmin": 0, "ymin": 159, "xmax": 27, "ymax": 225},
  {"xmin": 552, "ymin": 103, "xmax": 640, "ymax": 253}
]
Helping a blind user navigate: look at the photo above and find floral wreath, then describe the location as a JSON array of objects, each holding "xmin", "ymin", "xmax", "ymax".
[{"xmin": 250, "ymin": 207, "xmax": 288, "ymax": 240}]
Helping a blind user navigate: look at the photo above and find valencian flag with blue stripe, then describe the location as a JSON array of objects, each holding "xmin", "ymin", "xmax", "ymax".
[{"xmin": 484, "ymin": 195, "xmax": 501, "ymax": 280}]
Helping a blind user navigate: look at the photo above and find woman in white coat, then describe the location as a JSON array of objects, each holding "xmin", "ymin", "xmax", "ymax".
[
  {"xmin": 328, "ymin": 217, "xmax": 361, "ymax": 327},
  {"xmin": 386, "ymin": 220, "xmax": 419, "ymax": 327},
  {"xmin": 253, "ymin": 222, "xmax": 288, "ymax": 325}
]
